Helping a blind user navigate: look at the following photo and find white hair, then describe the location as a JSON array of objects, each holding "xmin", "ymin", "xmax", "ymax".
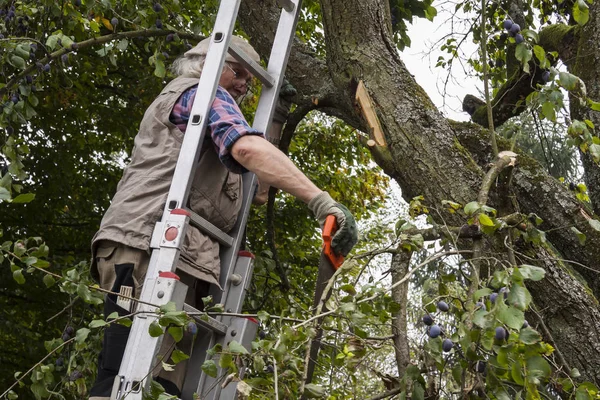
[{"xmin": 170, "ymin": 54, "xmax": 206, "ymax": 78}]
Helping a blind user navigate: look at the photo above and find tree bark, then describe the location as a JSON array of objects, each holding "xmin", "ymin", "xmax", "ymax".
[
  {"xmin": 237, "ymin": 0, "xmax": 600, "ymax": 384},
  {"xmin": 565, "ymin": 0, "xmax": 600, "ymax": 215},
  {"xmin": 390, "ymin": 248, "xmax": 412, "ymax": 377}
]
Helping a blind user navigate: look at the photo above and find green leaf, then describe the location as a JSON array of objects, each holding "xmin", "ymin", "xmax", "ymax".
[
  {"xmin": 89, "ymin": 319, "xmax": 109, "ymax": 328},
  {"xmin": 46, "ymin": 35, "xmax": 59, "ymax": 50},
  {"xmin": 171, "ymin": 349, "xmax": 190, "ymax": 364},
  {"xmin": 519, "ymin": 327, "xmax": 542, "ymax": 344},
  {"xmin": 253, "ymin": 355, "xmax": 265, "ymax": 372},
  {"xmin": 42, "ymin": 274, "xmax": 55, "ymax": 288},
  {"xmin": 412, "ymin": 382, "xmax": 425, "ymax": 400},
  {"xmin": 154, "ymin": 59, "xmax": 166, "ymax": 78},
  {"xmin": 9, "ymin": 56, "xmax": 26, "ymax": 70},
  {"xmin": 507, "ymin": 284, "xmax": 532, "ymax": 311},
  {"xmin": 13, "ymin": 269, "xmax": 25, "ymax": 284},
  {"xmin": 464, "ymin": 201, "xmax": 480, "ymax": 216},
  {"xmin": 228, "ymin": 340, "xmax": 249, "ymax": 355},
  {"xmin": 0, "ymin": 187, "xmax": 11, "ymax": 201},
  {"xmin": 11, "ymin": 193, "xmax": 35, "ymax": 203},
  {"xmin": 304, "ymin": 384, "xmax": 326, "ymax": 398},
  {"xmin": 75, "ymin": 328, "xmax": 90, "ymax": 343},
  {"xmin": 541, "ymin": 101, "xmax": 556, "ymax": 122},
  {"xmin": 167, "ymin": 326, "xmax": 184, "ymax": 342},
  {"xmin": 149, "ymin": 321, "xmax": 164, "ymax": 337},
  {"xmin": 257, "ymin": 310, "xmax": 270, "ymax": 322},
  {"xmin": 498, "ymin": 306, "xmax": 525, "ymax": 330},
  {"xmin": 34, "ymin": 259, "xmax": 50, "ymax": 268},
  {"xmin": 589, "ymin": 219, "xmax": 600, "ymax": 232},
  {"xmin": 518, "ymin": 265, "xmax": 545, "ymax": 281},
  {"xmin": 116, "ymin": 318, "xmax": 132, "ymax": 327},
  {"xmin": 117, "ymin": 39, "xmax": 129, "ymax": 51},
  {"xmin": 573, "ymin": 0, "xmax": 590, "ymax": 25},
  {"xmin": 201, "ymin": 360, "xmax": 218, "ymax": 378},
  {"xmin": 511, "ymin": 362, "xmax": 525, "ymax": 385},
  {"xmin": 533, "ymin": 45, "xmax": 546, "ymax": 64},
  {"xmin": 571, "ymin": 227, "xmax": 587, "ymax": 245},
  {"xmin": 159, "ymin": 302, "xmax": 177, "ymax": 313},
  {"xmin": 341, "ymin": 284, "xmax": 357, "ymax": 295},
  {"xmin": 590, "ymin": 144, "xmax": 600, "ymax": 162},
  {"xmin": 494, "ymin": 389, "xmax": 512, "ymax": 400},
  {"xmin": 559, "ymin": 71, "xmax": 579, "ymax": 91},
  {"xmin": 219, "ymin": 352, "xmax": 234, "ymax": 369},
  {"xmin": 77, "ymin": 283, "xmax": 101, "ymax": 304},
  {"xmin": 478, "ymin": 213, "xmax": 494, "ymax": 227},
  {"xmin": 515, "ymin": 43, "xmax": 532, "ymax": 70},
  {"xmin": 589, "ymin": 100, "xmax": 600, "ymax": 111},
  {"xmin": 473, "ymin": 288, "xmax": 492, "ymax": 301},
  {"xmin": 159, "ymin": 311, "xmax": 188, "ymax": 327},
  {"xmin": 526, "ymin": 355, "xmax": 551, "ymax": 379}
]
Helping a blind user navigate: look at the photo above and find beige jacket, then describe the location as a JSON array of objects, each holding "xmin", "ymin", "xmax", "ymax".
[{"xmin": 91, "ymin": 76, "xmax": 243, "ymax": 286}]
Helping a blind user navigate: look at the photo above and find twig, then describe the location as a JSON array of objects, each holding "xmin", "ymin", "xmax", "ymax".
[
  {"xmin": 28, "ymin": 264, "xmax": 160, "ymax": 308},
  {"xmin": 46, "ymin": 296, "xmax": 79, "ymax": 323},
  {"xmin": 480, "ymin": 0, "xmax": 498, "ymax": 156},
  {"xmin": 365, "ymin": 387, "xmax": 403, "ymax": 400},
  {"xmin": 202, "ymin": 311, "xmax": 304, "ymax": 323},
  {"xmin": 470, "ymin": 153, "xmax": 516, "ymax": 317},
  {"xmin": 0, "ymin": 30, "xmax": 205, "ymax": 97},
  {"xmin": 530, "ymin": 303, "xmax": 572, "ymax": 375},
  {"xmin": 1, "ymin": 337, "xmax": 76, "ymax": 398}
]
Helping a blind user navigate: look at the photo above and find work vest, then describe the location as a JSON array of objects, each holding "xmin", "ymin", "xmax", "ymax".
[{"xmin": 91, "ymin": 76, "xmax": 243, "ymax": 286}]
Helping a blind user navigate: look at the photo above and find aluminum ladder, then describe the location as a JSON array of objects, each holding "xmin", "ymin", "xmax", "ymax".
[{"xmin": 110, "ymin": 0, "xmax": 302, "ymax": 398}]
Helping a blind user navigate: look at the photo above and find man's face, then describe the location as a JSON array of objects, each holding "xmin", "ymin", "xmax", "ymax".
[{"xmin": 219, "ymin": 62, "xmax": 253, "ymax": 100}]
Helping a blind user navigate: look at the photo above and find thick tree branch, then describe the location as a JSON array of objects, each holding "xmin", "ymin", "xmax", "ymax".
[{"xmin": 464, "ymin": 24, "xmax": 579, "ymax": 128}]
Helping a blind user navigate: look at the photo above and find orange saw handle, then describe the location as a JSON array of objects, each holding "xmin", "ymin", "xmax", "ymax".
[{"xmin": 323, "ymin": 215, "xmax": 345, "ymax": 270}]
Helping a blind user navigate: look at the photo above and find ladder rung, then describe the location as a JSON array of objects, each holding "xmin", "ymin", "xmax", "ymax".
[
  {"xmin": 184, "ymin": 304, "xmax": 228, "ymax": 336},
  {"xmin": 277, "ymin": 0, "xmax": 295, "ymax": 11},
  {"xmin": 228, "ymin": 43, "xmax": 275, "ymax": 88},
  {"xmin": 186, "ymin": 208, "xmax": 234, "ymax": 247}
]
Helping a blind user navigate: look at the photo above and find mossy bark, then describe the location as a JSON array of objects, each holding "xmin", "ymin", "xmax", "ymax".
[
  {"xmin": 566, "ymin": 0, "xmax": 600, "ymax": 215},
  {"xmin": 238, "ymin": 0, "xmax": 600, "ymax": 384}
]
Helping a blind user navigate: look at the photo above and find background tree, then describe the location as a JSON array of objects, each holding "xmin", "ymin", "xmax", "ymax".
[{"xmin": 2, "ymin": 0, "xmax": 600, "ymax": 398}]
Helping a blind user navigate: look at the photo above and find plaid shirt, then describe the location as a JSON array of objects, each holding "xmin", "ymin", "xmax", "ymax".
[{"xmin": 170, "ymin": 85, "xmax": 263, "ymax": 173}]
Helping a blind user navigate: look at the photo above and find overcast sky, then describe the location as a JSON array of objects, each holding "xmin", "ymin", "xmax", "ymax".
[{"xmin": 402, "ymin": 9, "xmax": 480, "ymax": 122}]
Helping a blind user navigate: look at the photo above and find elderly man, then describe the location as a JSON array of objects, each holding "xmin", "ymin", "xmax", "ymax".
[{"xmin": 89, "ymin": 36, "xmax": 357, "ymax": 398}]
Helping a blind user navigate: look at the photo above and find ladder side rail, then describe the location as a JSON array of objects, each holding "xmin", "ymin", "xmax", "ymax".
[
  {"xmin": 251, "ymin": 0, "xmax": 302, "ymax": 135},
  {"xmin": 212, "ymin": 172, "xmax": 257, "ymax": 303},
  {"xmin": 193, "ymin": 2, "xmax": 304, "ymax": 398},
  {"xmin": 212, "ymin": 0, "xmax": 302, "ymax": 307},
  {"xmin": 191, "ymin": 255, "xmax": 256, "ymax": 400},
  {"xmin": 202, "ymin": 317, "xmax": 259, "ymax": 400},
  {"xmin": 147, "ymin": 0, "xmax": 242, "ymax": 283}
]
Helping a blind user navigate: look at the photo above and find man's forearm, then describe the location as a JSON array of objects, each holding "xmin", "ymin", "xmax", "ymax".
[{"xmin": 231, "ymin": 135, "xmax": 322, "ymax": 204}]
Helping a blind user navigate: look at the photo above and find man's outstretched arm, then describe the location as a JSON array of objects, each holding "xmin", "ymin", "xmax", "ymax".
[
  {"xmin": 231, "ymin": 135, "xmax": 358, "ymax": 256},
  {"xmin": 231, "ymin": 134, "xmax": 321, "ymax": 203}
]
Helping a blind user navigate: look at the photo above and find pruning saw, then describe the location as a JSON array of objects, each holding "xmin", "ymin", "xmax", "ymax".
[{"xmin": 304, "ymin": 215, "xmax": 345, "ymax": 390}]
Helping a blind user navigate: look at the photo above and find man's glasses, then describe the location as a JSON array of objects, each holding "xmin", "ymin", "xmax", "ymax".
[{"xmin": 224, "ymin": 63, "xmax": 252, "ymax": 85}]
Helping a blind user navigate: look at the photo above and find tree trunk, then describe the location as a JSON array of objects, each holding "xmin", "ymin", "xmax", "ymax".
[{"xmin": 238, "ymin": 0, "xmax": 600, "ymax": 384}]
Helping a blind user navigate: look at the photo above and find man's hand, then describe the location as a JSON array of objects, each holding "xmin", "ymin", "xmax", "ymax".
[{"xmin": 308, "ymin": 192, "xmax": 358, "ymax": 257}]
